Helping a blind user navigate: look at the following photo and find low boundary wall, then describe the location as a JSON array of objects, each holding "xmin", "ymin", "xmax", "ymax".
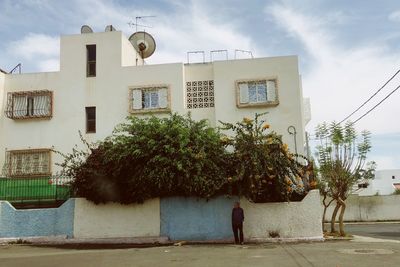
[
  {"xmin": 73, "ymin": 198, "xmax": 160, "ymax": 238},
  {"xmin": 161, "ymin": 190, "xmax": 323, "ymax": 241},
  {"xmin": 1, "ymin": 190, "xmax": 323, "ymax": 240},
  {"xmin": 325, "ymin": 194, "xmax": 400, "ymax": 222},
  {"xmin": 242, "ymin": 190, "xmax": 323, "ymax": 239},
  {"xmin": 0, "ymin": 199, "xmax": 74, "ymax": 238}
]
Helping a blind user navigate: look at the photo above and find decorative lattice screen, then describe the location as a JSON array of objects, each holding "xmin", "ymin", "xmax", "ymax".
[{"xmin": 186, "ymin": 80, "xmax": 214, "ymax": 109}]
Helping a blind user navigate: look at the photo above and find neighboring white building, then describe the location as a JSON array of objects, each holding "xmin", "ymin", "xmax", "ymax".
[
  {"xmin": 358, "ymin": 169, "xmax": 400, "ymax": 196},
  {"xmin": 0, "ymin": 29, "xmax": 309, "ymax": 177}
]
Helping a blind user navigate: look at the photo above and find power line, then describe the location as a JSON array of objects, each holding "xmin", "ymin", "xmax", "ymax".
[
  {"xmin": 339, "ymin": 68, "xmax": 400, "ymax": 124},
  {"xmin": 351, "ymin": 84, "xmax": 400, "ymax": 125}
]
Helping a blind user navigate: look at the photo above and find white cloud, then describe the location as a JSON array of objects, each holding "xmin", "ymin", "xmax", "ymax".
[
  {"xmin": 37, "ymin": 58, "xmax": 59, "ymax": 72},
  {"xmin": 6, "ymin": 33, "xmax": 60, "ymax": 72},
  {"xmin": 388, "ymin": 10, "xmax": 400, "ymax": 22},
  {"xmin": 267, "ymin": 4, "xmax": 400, "ymax": 135},
  {"xmin": 8, "ymin": 33, "xmax": 59, "ymax": 60}
]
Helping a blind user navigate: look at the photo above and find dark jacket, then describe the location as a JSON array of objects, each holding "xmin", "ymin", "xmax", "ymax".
[{"xmin": 232, "ymin": 207, "xmax": 244, "ymax": 224}]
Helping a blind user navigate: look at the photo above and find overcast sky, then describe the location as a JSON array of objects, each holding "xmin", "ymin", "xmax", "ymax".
[{"xmin": 1, "ymin": 0, "xmax": 400, "ymax": 169}]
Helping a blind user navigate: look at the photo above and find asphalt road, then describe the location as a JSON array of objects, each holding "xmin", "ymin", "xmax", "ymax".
[
  {"xmin": 1, "ymin": 241, "xmax": 400, "ymax": 267},
  {"xmin": 345, "ymin": 223, "xmax": 400, "ymax": 240}
]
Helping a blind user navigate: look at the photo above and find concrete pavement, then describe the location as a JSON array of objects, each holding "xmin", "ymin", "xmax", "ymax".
[{"xmin": 1, "ymin": 240, "xmax": 400, "ymax": 267}]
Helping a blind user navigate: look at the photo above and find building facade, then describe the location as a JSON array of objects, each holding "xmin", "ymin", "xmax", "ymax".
[
  {"xmin": 0, "ymin": 30, "xmax": 310, "ymax": 177},
  {"xmin": 358, "ymin": 169, "xmax": 400, "ymax": 196}
]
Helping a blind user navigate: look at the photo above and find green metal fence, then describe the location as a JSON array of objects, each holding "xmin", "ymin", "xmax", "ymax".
[{"xmin": 0, "ymin": 176, "xmax": 72, "ymax": 206}]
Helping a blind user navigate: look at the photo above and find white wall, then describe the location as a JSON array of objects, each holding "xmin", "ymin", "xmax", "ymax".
[
  {"xmin": 213, "ymin": 56, "xmax": 305, "ymax": 153},
  {"xmin": 73, "ymin": 198, "xmax": 160, "ymax": 238},
  {"xmin": 325, "ymin": 194, "xmax": 400, "ymax": 221},
  {"xmin": 241, "ymin": 190, "xmax": 323, "ymax": 239},
  {"xmin": 358, "ymin": 169, "xmax": 400, "ymax": 196},
  {"xmin": 0, "ymin": 30, "xmax": 308, "ymax": 174},
  {"xmin": 0, "ymin": 72, "xmax": 6, "ymax": 171}
]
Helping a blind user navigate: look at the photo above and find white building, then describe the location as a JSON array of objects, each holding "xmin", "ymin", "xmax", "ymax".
[
  {"xmin": 0, "ymin": 29, "xmax": 310, "ymax": 178},
  {"xmin": 358, "ymin": 169, "xmax": 400, "ymax": 196}
]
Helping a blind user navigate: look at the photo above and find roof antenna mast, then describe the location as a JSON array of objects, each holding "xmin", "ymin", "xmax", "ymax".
[{"xmin": 128, "ymin": 16, "xmax": 156, "ymax": 66}]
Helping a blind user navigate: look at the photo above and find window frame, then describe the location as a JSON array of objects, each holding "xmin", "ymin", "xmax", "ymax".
[
  {"xmin": 5, "ymin": 90, "xmax": 53, "ymax": 120},
  {"xmin": 129, "ymin": 85, "xmax": 171, "ymax": 114},
  {"xmin": 5, "ymin": 149, "xmax": 52, "ymax": 178},
  {"xmin": 86, "ymin": 44, "xmax": 96, "ymax": 77},
  {"xmin": 235, "ymin": 78, "xmax": 279, "ymax": 108},
  {"xmin": 85, "ymin": 106, "xmax": 96, "ymax": 133}
]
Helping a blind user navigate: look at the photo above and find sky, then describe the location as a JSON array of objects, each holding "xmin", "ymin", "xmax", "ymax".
[{"xmin": 0, "ymin": 0, "xmax": 400, "ymax": 169}]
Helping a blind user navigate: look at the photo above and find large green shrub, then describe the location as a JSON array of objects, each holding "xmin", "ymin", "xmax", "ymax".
[
  {"xmin": 59, "ymin": 114, "xmax": 229, "ymax": 204},
  {"xmin": 59, "ymin": 113, "xmax": 310, "ymax": 204}
]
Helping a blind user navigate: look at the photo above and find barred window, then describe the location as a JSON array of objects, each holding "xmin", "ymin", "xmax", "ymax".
[
  {"xmin": 186, "ymin": 80, "xmax": 214, "ymax": 109},
  {"xmin": 5, "ymin": 90, "xmax": 53, "ymax": 119},
  {"xmin": 129, "ymin": 86, "xmax": 169, "ymax": 113},
  {"xmin": 237, "ymin": 79, "xmax": 278, "ymax": 108},
  {"xmin": 3, "ymin": 149, "xmax": 51, "ymax": 178}
]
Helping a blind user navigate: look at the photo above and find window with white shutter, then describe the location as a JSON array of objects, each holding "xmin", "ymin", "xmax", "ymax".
[
  {"xmin": 236, "ymin": 79, "xmax": 278, "ymax": 108},
  {"xmin": 5, "ymin": 91, "xmax": 53, "ymax": 119},
  {"xmin": 130, "ymin": 85, "xmax": 170, "ymax": 113}
]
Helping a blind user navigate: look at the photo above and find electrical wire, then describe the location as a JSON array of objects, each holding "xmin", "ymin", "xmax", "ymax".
[
  {"xmin": 350, "ymin": 84, "xmax": 400, "ymax": 125},
  {"xmin": 339, "ymin": 68, "xmax": 400, "ymax": 124}
]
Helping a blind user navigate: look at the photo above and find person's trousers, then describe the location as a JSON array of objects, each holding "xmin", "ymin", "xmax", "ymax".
[{"xmin": 232, "ymin": 222, "xmax": 244, "ymax": 244}]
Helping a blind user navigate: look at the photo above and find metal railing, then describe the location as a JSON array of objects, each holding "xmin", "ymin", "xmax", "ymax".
[{"xmin": 0, "ymin": 176, "xmax": 72, "ymax": 205}]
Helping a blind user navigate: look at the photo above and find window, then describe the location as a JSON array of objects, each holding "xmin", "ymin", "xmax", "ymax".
[
  {"xmin": 86, "ymin": 45, "xmax": 96, "ymax": 77},
  {"xmin": 236, "ymin": 79, "xmax": 278, "ymax": 108},
  {"xmin": 5, "ymin": 91, "xmax": 53, "ymax": 120},
  {"xmin": 186, "ymin": 80, "xmax": 214, "ymax": 109},
  {"xmin": 86, "ymin": 107, "xmax": 96, "ymax": 133},
  {"xmin": 130, "ymin": 86, "xmax": 169, "ymax": 113},
  {"xmin": 4, "ymin": 149, "xmax": 51, "ymax": 178}
]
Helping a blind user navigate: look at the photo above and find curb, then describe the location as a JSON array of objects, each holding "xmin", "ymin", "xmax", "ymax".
[{"xmin": 1, "ymin": 236, "xmax": 325, "ymax": 247}]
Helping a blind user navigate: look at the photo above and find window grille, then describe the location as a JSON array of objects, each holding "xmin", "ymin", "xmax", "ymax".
[
  {"xmin": 186, "ymin": 80, "xmax": 214, "ymax": 109},
  {"xmin": 4, "ymin": 90, "xmax": 53, "ymax": 119},
  {"xmin": 2, "ymin": 149, "xmax": 52, "ymax": 178}
]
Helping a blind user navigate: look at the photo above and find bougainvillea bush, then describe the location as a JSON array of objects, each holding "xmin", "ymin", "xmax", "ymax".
[
  {"xmin": 59, "ymin": 113, "xmax": 312, "ymax": 204},
  {"xmin": 221, "ymin": 112, "xmax": 310, "ymax": 202}
]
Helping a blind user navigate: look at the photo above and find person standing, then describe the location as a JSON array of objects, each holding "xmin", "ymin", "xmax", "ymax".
[{"xmin": 232, "ymin": 201, "xmax": 244, "ymax": 244}]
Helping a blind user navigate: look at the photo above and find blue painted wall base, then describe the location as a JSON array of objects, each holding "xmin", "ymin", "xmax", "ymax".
[
  {"xmin": 161, "ymin": 196, "xmax": 239, "ymax": 241},
  {"xmin": 0, "ymin": 199, "xmax": 74, "ymax": 238}
]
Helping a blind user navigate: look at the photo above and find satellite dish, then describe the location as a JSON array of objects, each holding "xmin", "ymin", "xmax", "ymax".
[
  {"xmin": 105, "ymin": 25, "xmax": 116, "ymax": 32},
  {"xmin": 128, "ymin": 31, "xmax": 156, "ymax": 59},
  {"xmin": 81, "ymin": 25, "xmax": 93, "ymax": 34}
]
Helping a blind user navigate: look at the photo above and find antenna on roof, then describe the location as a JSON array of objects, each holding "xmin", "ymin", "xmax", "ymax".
[
  {"xmin": 105, "ymin": 25, "xmax": 116, "ymax": 32},
  {"xmin": 129, "ymin": 31, "xmax": 156, "ymax": 59},
  {"xmin": 128, "ymin": 16, "xmax": 156, "ymax": 65},
  {"xmin": 127, "ymin": 15, "xmax": 156, "ymax": 33},
  {"xmin": 81, "ymin": 25, "xmax": 93, "ymax": 34}
]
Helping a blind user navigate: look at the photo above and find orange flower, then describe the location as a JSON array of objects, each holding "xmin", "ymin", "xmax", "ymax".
[
  {"xmin": 282, "ymin": 143, "xmax": 289, "ymax": 151},
  {"xmin": 243, "ymin": 117, "xmax": 253, "ymax": 124},
  {"xmin": 262, "ymin": 124, "xmax": 270, "ymax": 129}
]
